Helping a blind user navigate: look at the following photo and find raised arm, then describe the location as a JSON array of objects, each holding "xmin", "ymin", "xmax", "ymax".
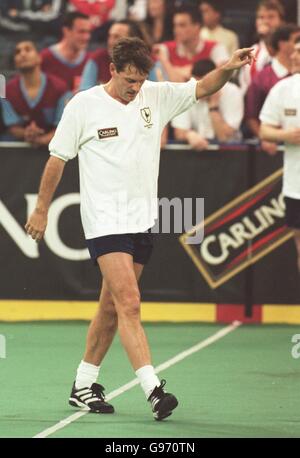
[
  {"xmin": 196, "ymin": 48, "xmax": 254, "ymax": 100},
  {"xmin": 25, "ymin": 156, "xmax": 66, "ymax": 242}
]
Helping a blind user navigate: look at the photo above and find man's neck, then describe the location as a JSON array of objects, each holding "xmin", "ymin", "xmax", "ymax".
[
  {"xmin": 56, "ymin": 40, "xmax": 82, "ymax": 62},
  {"xmin": 103, "ymin": 80, "xmax": 129, "ymax": 105},
  {"xmin": 181, "ymin": 36, "xmax": 201, "ymax": 56},
  {"xmin": 276, "ymin": 52, "xmax": 292, "ymax": 72},
  {"xmin": 206, "ymin": 23, "xmax": 220, "ymax": 31},
  {"xmin": 21, "ymin": 67, "xmax": 41, "ymax": 89}
]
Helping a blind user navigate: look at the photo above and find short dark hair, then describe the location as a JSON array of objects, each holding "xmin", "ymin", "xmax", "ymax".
[
  {"xmin": 270, "ymin": 24, "xmax": 300, "ymax": 52},
  {"xmin": 174, "ymin": 5, "xmax": 202, "ymax": 25},
  {"xmin": 114, "ymin": 19, "xmax": 145, "ymax": 40},
  {"xmin": 256, "ymin": 0, "xmax": 285, "ymax": 20},
  {"xmin": 62, "ymin": 11, "xmax": 89, "ymax": 29},
  {"xmin": 111, "ymin": 37, "xmax": 153, "ymax": 74},
  {"xmin": 200, "ymin": 1, "xmax": 223, "ymax": 15},
  {"xmin": 192, "ymin": 59, "xmax": 216, "ymax": 78},
  {"xmin": 14, "ymin": 40, "xmax": 38, "ymax": 54}
]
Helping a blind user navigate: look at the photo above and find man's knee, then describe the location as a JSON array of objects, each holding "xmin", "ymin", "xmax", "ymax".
[{"xmin": 114, "ymin": 285, "xmax": 141, "ymax": 318}]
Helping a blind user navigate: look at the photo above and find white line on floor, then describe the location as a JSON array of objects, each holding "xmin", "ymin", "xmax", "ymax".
[{"xmin": 33, "ymin": 321, "xmax": 241, "ymax": 438}]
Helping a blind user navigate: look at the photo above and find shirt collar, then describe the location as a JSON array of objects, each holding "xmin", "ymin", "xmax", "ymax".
[
  {"xmin": 177, "ymin": 38, "xmax": 204, "ymax": 58},
  {"xmin": 271, "ymin": 57, "xmax": 289, "ymax": 78}
]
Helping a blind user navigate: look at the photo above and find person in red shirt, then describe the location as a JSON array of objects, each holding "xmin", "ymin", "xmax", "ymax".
[
  {"xmin": 69, "ymin": 0, "xmax": 115, "ymax": 30},
  {"xmin": 80, "ymin": 19, "xmax": 145, "ymax": 90},
  {"xmin": 1, "ymin": 41, "xmax": 69, "ymax": 145},
  {"xmin": 41, "ymin": 12, "xmax": 91, "ymax": 91},
  {"xmin": 153, "ymin": 4, "xmax": 229, "ymax": 82}
]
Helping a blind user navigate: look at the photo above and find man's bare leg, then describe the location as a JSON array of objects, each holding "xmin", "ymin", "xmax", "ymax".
[
  {"xmin": 98, "ymin": 252, "xmax": 151, "ymax": 370},
  {"xmin": 83, "ymin": 262, "xmax": 144, "ymax": 366},
  {"xmin": 97, "ymin": 252, "xmax": 179, "ymax": 419}
]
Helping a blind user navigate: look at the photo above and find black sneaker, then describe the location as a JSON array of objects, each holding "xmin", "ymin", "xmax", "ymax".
[
  {"xmin": 69, "ymin": 382, "xmax": 114, "ymax": 413},
  {"xmin": 148, "ymin": 379, "xmax": 178, "ymax": 421}
]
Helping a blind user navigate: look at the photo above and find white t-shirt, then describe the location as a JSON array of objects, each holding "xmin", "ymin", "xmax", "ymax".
[
  {"xmin": 259, "ymin": 74, "xmax": 300, "ymax": 199},
  {"xmin": 49, "ymin": 79, "xmax": 197, "ymax": 238},
  {"xmin": 171, "ymin": 82, "xmax": 243, "ymax": 140}
]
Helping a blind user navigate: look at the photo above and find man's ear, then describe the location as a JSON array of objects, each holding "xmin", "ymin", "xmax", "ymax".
[{"xmin": 110, "ymin": 62, "xmax": 117, "ymax": 76}]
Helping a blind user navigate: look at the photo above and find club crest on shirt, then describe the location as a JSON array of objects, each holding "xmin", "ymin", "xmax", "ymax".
[
  {"xmin": 284, "ymin": 108, "xmax": 297, "ymax": 116},
  {"xmin": 97, "ymin": 127, "xmax": 119, "ymax": 139},
  {"xmin": 140, "ymin": 107, "xmax": 153, "ymax": 128}
]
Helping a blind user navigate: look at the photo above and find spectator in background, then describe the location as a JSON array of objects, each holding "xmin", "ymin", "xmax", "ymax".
[
  {"xmin": 246, "ymin": 24, "xmax": 300, "ymax": 154},
  {"xmin": 1, "ymin": 41, "xmax": 69, "ymax": 145},
  {"xmin": 139, "ymin": 0, "xmax": 174, "ymax": 46},
  {"xmin": 68, "ymin": 0, "xmax": 115, "ymax": 41},
  {"xmin": 5, "ymin": 0, "xmax": 65, "ymax": 37},
  {"xmin": 199, "ymin": 1, "xmax": 239, "ymax": 55},
  {"xmin": 80, "ymin": 19, "xmax": 145, "ymax": 90},
  {"xmin": 154, "ymin": 4, "xmax": 229, "ymax": 82},
  {"xmin": 172, "ymin": 59, "xmax": 243, "ymax": 150},
  {"xmin": 239, "ymin": 0, "xmax": 285, "ymax": 95},
  {"xmin": 41, "ymin": 12, "xmax": 91, "ymax": 92}
]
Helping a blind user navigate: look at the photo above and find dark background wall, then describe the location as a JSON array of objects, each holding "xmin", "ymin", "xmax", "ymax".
[{"xmin": 1, "ymin": 145, "xmax": 299, "ymax": 306}]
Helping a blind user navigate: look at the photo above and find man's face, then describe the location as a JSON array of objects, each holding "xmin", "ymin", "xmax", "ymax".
[
  {"xmin": 64, "ymin": 18, "xmax": 91, "ymax": 51},
  {"xmin": 148, "ymin": 0, "xmax": 165, "ymax": 18},
  {"xmin": 291, "ymin": 42, "xmax": 300, "ymax": 74},
  {"xmin": 256, "ymin": 7, "xmax": 282, "ymax": 37},
  {"xmin": 200, "ymin": 3, "xmax": 220, "ymax": 28},
  {"xmin": 108, "ymin": 24, "xmax": 130, "ymax": 55},
  {"xmin": 173, "ymin": 13, "xmax": 200, "ymax": 44},
  {"xmin": 14, "ymin": 41, "xmax": 40, "ymax": 72},
  {"xmin": 279, "ymin": 32, "xmax": 300, "ymax": 59},
  {"xmin": 111, "ymin": 64, "xmax": 148, "ymax": 103}
]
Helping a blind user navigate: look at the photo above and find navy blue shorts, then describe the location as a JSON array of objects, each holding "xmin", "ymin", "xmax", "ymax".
[
  {"xmin": 86, "ymin": 230, "xmax": 154, "ymax": 266},
  {"xmin": 285, "ymin": 197, "xmax": 300, "ymax": 229}
]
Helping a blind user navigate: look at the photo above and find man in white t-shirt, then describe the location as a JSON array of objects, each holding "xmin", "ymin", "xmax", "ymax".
[
  {"xmin": 172, "ymin": 59, "xmax": 243, "ymax": 150},
  {"xmin": 260, "ymin": 37, "xmax": 300, "ymax": 274},
  {"xmin": 25, "ymin": 38, "xmax": 254, "ymax": 420}
]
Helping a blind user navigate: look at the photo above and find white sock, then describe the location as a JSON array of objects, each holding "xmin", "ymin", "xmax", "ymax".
[
  {"xmin": 135, "ymin": 365, "xmax": 160, "ymax": 399},
  {"xmin": 75, "ymin": 360, "xmax": 100, "ymax": 389}
]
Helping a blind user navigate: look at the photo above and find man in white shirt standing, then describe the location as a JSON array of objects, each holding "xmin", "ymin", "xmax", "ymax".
[
  {"xmin": 25, "ymin": 38, "xmax": 254, "ymax": 420},
  {"xmin": 260, "ymin": 37, "xmax": 300, "ymax": 275}
]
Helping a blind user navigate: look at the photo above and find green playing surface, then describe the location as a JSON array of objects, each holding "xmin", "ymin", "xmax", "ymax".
[{"xmin": 0, "ymin": 322, "xmax": 300, "ymax": 438}]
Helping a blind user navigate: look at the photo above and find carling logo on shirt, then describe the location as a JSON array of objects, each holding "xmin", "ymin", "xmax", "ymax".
[
  {"xmin": 284, "ymin": 108, "xmax": 297, "ymax": 117},
  {"xmin": 98, "ymin": 127, "xmax": 119, "ymax": 139}
]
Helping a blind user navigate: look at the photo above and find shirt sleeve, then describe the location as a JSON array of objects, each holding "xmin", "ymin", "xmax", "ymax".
[
  {"xmin": 1, "ymin": 98, "xmax": 23, "ymax": 126},
  {"xmin": 79, "ymin": 59, "xmax": 99, "ymax": 91},
  {"xmin": 158, "ymin": 79, "xmax": 197, "ymax": 127},
  {"xmin": 259, "ymin": 85, "xmax": 282, "ymax": 126},
  {"xmin": 53, "ymin": 91, "xmax": 72, "ymax": 126},
  {"xmin": 49, "ymin": 94, "xmax": 84, "ymax": 161}
]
